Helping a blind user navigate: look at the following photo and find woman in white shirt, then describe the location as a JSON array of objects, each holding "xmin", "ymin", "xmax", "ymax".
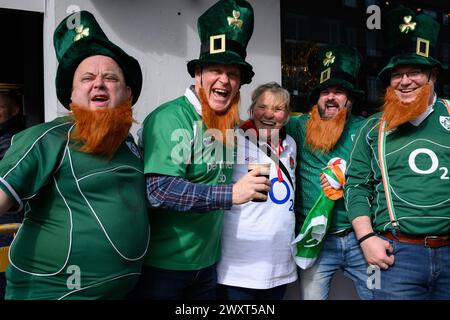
[{"xmin": 217, "ymin": 82, "xmax": 297, "ymax": 300}]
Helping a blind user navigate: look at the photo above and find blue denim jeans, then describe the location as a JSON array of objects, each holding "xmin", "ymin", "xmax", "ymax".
[
  {"xmin": 128, "ymin": 264, "xmax": 217, "ymax": 300},
  {"xmin": 217, "ymin": 284, "xmax": 287, "ymax": 300},
  {"xmin": 373, "ymin": 235, "xmax": 450, "ymax": 300},
  {"xmin": 299, "ymin": 231, "xmax": 374, "ymax": 300}
]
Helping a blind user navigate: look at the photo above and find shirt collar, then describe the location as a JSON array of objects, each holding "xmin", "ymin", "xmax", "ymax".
[
  {"xmin": 409, "ymin": 92, "xmax": 436, "ymax": 127},
  {"xmin": 185, "ymin": 85, "xmax": 202, "ymax": 116},
  {"xmin": 281, "ymin": 135, "xmax": 293, "ymax": 154}
]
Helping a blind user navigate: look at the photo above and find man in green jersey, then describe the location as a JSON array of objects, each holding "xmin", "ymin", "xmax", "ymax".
[
  {"xmin": 286, "ymin": 44, "xmax": 371, "ymax": 300},
  {"xmin": 0, "ymin": 11, "xmax": 149, "ymax": 299},
  {"xmin": 345, "ymin": 5, "xmax": 450, "ymax": 299},
  {"xmin": 132, "ymin": 0, "xmax": 270, "ymax": 300}
]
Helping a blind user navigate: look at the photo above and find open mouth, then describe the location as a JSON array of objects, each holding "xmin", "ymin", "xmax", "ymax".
[
  {"xmin": 91, "ymin": 95, "xmax": 109, "ymax": 105},
  {"xmin": 326, "ymin": 103, "xmax": 339, "ymax": 112},
  {"xmin": 399, "ymin": 88, "xmax": 417, "ymax": 94},
  {"xmin": 212, "ymin": 88, "xmax": 229, "ymax": 98},
  {"xmin": 260, "ymin": 120, "xmax": 276, "ymax": 126}
]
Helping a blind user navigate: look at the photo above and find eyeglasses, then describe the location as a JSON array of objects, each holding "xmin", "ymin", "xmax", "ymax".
[{"xmin": 390, "ymin": 69, "xmax": 425, "ymax": 82}]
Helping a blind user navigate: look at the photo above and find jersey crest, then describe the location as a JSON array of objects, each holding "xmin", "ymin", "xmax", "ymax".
[
  {"xmin": 289, "ymin": 156, "xmax": 295, "ymax": 169},
  {"xmin": 439, "ymin": 116, "xmax": 450, "ymax": 131}
]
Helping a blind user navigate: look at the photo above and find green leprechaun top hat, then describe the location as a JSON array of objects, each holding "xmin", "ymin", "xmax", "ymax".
[
  {"xmin": 53, "ymin": 10, "xmax": 143, "ymax": 109},
  {"xmin": 307, "ymin": 44, "xmax": 364, "ymax": 104},
  {"xmin": 378, "ymin": 5, "xmax": 447, "ymax": 82},
  {"xmin": 187, "ymin": 0, "xmax": 255, "ymax": 85}
]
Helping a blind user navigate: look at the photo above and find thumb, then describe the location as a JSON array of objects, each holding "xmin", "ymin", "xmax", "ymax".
[{"xmin": 384, "ymin": 241, "xmax": 394, "ymax": 254}]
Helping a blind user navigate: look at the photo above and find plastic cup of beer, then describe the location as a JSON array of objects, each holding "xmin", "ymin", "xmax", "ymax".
[{"xmin": 248, "ymin": 162, "xmax": 271, "ymax": 202}]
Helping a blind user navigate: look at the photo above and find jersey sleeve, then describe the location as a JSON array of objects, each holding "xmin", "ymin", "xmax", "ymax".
[
  {"xmin": 141, "ymin": 105, "xmax": 192, "ymax": 178},
  {"xmin": 344, "ymin": 117, "xmax": 378, "ymax": 221},
  {"xmin": 0, "ymin": 122, "xmax": 68, "ymax": 207}
]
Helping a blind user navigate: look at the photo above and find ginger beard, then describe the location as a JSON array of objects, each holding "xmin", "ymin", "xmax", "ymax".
[
  {"xmin": 198, "ymin": 87, "xmax": 240, "ymax": 145},
  {"xmin": 69, "ymin": 100, "xmax": 133, "ymax": 159},
  {"xmin": 382, "ymin": 82, "xmax": 432, "ymax": 131},
  {"xmin": 306, "ymin": 105, "xmax": 348, "ymax": 153}
]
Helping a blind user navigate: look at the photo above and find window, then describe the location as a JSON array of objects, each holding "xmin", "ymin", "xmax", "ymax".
[
  {"xmin": 342, "ymin": 0, "xmax": 357, "ymax": 8},
  {"xmin": 442, "ymin": 43, "xmax": 450, "ymax": 64},
  {"xmin": 444, "ymin": 85, "xmax": 450, "ymax": 95},
  {"xmin": 364, "ymin": 0, "xmax": 379, "ymax": 6},
  {"xmin": 422, "ymin": 9, "xmax": 437, "ymax": 19},
  {"xmin": 346, "ymin": 27, "xmax": 357, "ymax": 47},
  {"xmin": 320, "ymin": 18, "xmax": 341, "ymax": 43},
  {"xmin": 285, "ymin": 13, "xmax": 309, "ymax": 40},
  {"xmin": 280, "ymin": 0, "xmax": 450, "ymax": 116},
  {"xmin": 365, "ymin": 31, "xmax": 381, "ymax": 56},
  {"xmin": 367, "ymin": 76, "xmax": 381, "ymax": 103},
  {"xmin": 443, "ymin": 13, "xmax": 449, "ymax": 26}
]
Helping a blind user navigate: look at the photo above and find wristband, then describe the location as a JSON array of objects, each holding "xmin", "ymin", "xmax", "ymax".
[{"xmin": 358, "ymin": 232, "xmax": 377, "ymax": 245}]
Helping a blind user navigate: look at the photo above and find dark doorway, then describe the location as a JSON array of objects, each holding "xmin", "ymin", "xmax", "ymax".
[{"xmin": 0, "ymin": 8, "xmax": 44, "ymax": 128}]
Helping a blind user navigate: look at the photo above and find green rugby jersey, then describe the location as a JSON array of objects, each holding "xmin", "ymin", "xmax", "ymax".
[
  {"xmin": 286, "ymin": 114, "xmax": 364, "ymax": 233},
  {"xmin": 141, "ymin": 91, "xmax": 233, "ymax": 270},
  {"xmin": 0, "ymin": 116, "xmax": 150, "ymax": 299},
  {"xmin": 345, "ymin": 98, "xmax": 450, "ymax": 235}
]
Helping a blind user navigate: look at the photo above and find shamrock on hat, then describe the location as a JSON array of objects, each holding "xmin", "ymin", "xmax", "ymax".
[
  {"xmin": 378, "ymin": 5, "xmax": 447, "ymax": 83},
  {"xmin": 307, "ymin": 44, "xmax": 364, "ymax": 104},
  {"xmin": 53, "ymin": 10, "xmax": 143, "ymax": 108},
  {"xmin": 187, "ymin": 0, "xmax": 255, "ymax": 85}
]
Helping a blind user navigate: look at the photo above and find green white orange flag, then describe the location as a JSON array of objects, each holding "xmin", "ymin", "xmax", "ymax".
[{"xmin": 292, "ymin": 158, "xmax": 346, "ymax": 269}]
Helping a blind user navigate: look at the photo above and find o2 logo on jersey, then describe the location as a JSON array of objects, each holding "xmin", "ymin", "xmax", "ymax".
[
  {"xmin": 269, "ymin": 177, "xmax": 291, "ymax": 206},
  {"xmin": 408, "ymin": 148, "xmax": 448, "ymax": 180}
]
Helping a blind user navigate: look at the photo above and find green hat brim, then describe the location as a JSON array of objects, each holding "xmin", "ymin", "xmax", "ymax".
[
  {"xmin": 187, "ymin": 51, "xmax": 254, "ymax": 85},
  {"xmin": 307, "ymin": 78, "xmax": 365, "ymax": 104},
  {"xmin": 378, "ymin": 53, "xmax": 448, "ymax": 83},
  {"xmin": 56, "ymin": 38, "xmax": 142, "ymax": 109}
]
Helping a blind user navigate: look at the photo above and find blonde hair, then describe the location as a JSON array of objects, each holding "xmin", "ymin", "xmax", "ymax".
[{"xmin": 249, "ymin": 82, "xmax": 290, "ymax": 113}]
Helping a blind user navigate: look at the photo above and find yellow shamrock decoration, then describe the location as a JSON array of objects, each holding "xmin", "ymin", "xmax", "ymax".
[
  {"xmin": 399, "ymin": 16, "xmax": 416, "ymax": 34},
  {"xmin": 323, "ymin": 51, "xmax": 335, "ymax": 67},
  {"xmin": 227, "ymin": 10, "xmax": 243, "ymax": 30},
  {"xmin": 74, "ymin": 25, "xmax": 90, "ymax": 42}
]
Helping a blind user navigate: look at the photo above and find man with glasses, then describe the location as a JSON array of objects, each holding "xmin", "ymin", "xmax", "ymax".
[{"xmin": 345, "ymin": 5, "xmax": 450, "ymax": 299}]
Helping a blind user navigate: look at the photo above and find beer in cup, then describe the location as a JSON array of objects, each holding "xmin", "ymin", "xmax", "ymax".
[{"xmin": 248, "ymin": 162, "xmax": 271, "ymax": 202}]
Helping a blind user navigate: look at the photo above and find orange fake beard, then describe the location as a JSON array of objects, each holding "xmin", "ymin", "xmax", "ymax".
[
  {"xmin": 69, "ymin": 100, "xmax": 133, "ymax": 160},
  {"xmin": 305, "ymin": 105, "xmax": 347, "ymax": 153},
  {"xmin": 382, "ymin": 82, "xmax": 432, "ymax": 131},
  {"xmin": 198, "ymin": 87, "xmax": 241, "ymax": 145}
]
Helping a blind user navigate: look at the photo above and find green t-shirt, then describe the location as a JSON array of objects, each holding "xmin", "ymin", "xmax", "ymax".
[
  {"xmin": 141, "ymin": 92, "xmax": 233, "ymax": 270},
  {"xmin": 345, "ymin": 98, "xmax": 450, "ymax": 235},
  {"xmin": 0, "ymin": 116, "xmax": 150, "ymax": 299},
  {"xmin": 286, "ymin": 114, "xmax": 364, "ymax": 233}
]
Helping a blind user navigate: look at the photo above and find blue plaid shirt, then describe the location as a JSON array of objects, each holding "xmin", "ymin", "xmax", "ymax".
[{"xmin": 146, "ymin": 175, "xmax": 233, "ymax": 212}]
